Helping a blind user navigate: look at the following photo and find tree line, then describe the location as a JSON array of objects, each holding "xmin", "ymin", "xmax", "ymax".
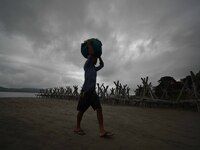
[{"xmin": 135, "ymin": 70, "xmax": 200, "ymax": 100}]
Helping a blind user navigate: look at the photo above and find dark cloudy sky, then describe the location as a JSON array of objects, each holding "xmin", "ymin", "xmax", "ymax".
[{"xmin": 0, "ymin": 0, "xmax": 200, "ymax": 91}]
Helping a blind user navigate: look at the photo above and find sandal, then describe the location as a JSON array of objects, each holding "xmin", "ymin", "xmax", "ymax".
[
  {"xmin": 74, "ymin": 129, "xmax": 86, "ymax": 135},
  {"xmin": 100, "ymin": 131, "xmax": 114, "ymax": 138}
]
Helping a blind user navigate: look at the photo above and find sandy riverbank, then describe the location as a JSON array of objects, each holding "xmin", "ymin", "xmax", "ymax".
[{"xmin": 0, "ymin": 97, "xmax": 200, "ymax": 150}]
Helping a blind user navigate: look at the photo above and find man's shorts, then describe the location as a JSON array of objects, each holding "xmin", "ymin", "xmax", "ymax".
[{"xmin": 77, "ymin": 91, "xmax": 102, "ymax": 112}]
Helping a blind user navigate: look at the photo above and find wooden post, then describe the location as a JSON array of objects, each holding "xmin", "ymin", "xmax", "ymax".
[
  {"xmin": 73, "ymin": 85, "xmax": 79, "ymax": 96},
  {"xmin": 190, "ymin": 71, "xmax": 200, "ymax": 112},
  {"xmin": 176, "ymin": 79, "xmax": 188, "ymax": 102},
  {"xmin": 110, "ymin": 88, "xmax": 115, "ymax": 96},
  {"xmin": 141, "ymin": 78, "xmax": 146, "ymax": 100},
  {"xmin": 147, "ymin": 82, "xmax": 154, "ymax": 100},
  {"xmin": 114, "ymin": 81, "xmax": 120, "ymax": 97},
  {"xmin": 97, "ymin": 83, "xmax": 101, "ymax": 96}
]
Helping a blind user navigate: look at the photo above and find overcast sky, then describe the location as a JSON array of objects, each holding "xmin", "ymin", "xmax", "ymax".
[{"xmin": 0, "ymin": 0, "xmax": 200, "ymax": 92}]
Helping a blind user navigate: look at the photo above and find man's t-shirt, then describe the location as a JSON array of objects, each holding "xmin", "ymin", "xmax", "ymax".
[{"xmin": 82, "ymin": 56, "xmax": 104, "ymax": 92}]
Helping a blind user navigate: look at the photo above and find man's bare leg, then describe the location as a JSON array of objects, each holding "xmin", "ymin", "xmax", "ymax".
[
  {"xmin": 75, "ymin": 111, "xmax": 84, "ymax": 131},
  {"xmin": 96, "ymin": 109, "xmax": 113, "ymax": 137},
  {"xmin": 96, "ymin": 109, "xmax": 105, "ymax": 133}
]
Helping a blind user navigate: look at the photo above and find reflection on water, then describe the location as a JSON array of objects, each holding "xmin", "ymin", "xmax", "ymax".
[{"xmin": 0, "ymin": 92, "xmax": 37, "ymax": 97}]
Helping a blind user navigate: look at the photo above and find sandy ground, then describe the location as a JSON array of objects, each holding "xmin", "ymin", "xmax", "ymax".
[{"xmin": 0, "ymin": 98, "xmax": 200, "ymax": 150}]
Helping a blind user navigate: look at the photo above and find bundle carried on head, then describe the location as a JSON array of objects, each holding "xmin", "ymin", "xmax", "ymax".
[{"xmin": 81, "ymin": 38, "xmax": 102, "ymax": 58}]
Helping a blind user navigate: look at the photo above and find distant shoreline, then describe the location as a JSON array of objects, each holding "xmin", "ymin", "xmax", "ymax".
[
  {"xmin": 0, "ymin": 86, "xmax": 40, "ymax": 93},
  {"xmin": 0, "ymin": 92, "xmax": 37, "ymax": 98}
]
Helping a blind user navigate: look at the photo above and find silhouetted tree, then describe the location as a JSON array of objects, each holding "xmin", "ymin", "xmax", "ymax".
[{"xmin": 154, "ymin": 76, "xmax": 177, "ymax": 100}]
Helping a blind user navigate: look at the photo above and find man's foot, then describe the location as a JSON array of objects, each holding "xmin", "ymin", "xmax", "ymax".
[
  {"xmin": 74, "ymin": 129, "xmax": 86, "ymax": 135},
  {"xmin": 99, "ymin": 131, "xmax": 114, "ymax": 138}
]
